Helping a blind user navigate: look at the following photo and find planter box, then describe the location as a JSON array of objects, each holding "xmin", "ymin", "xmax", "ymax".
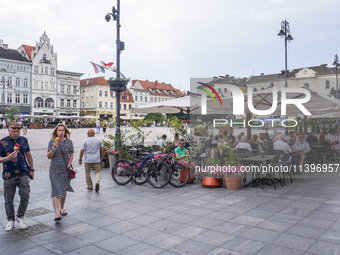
[
  {"xmin": 29, "ymin": 122, "xmax": 42, "ymax": 129},
  {"xmin": 108, "ymin": 80, "xmax": 128, "ymax": 92},
  {"xmin": 109, "ymin": 154, "xmax": 119, "ymax": 172}
]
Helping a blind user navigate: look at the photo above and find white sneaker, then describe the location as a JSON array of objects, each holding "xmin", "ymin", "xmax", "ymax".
[
  {"xmin": 17, "ymin": 217, "xmax": 27, "ymax": 229},
  {"xmin": 5, "ymin": 220, "xmax": 14, "ymax": 231}
]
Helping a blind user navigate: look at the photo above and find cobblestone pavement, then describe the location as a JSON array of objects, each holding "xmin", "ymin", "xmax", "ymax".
[{"xmin": 0, "ymin": 128, "xmax": 340, "ymax": 254}]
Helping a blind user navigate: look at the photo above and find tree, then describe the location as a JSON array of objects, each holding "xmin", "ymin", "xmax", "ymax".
[
  {"xmin": 143, "ymin": 113, "xmax": 165, "ymax": 125},
  {"xmin": 7, "ymin": 106, "xmax": 20, "ymax": 121}
]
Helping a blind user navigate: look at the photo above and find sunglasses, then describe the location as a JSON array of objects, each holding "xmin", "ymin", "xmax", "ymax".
[{"xmin": 11, "ymin": 127, "xmax": 21, "ymax": 130}]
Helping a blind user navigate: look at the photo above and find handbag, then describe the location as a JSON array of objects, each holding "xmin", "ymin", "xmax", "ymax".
[{"xmin": 59, "ymin": 142, "xmax": 77, "ymax": 179}]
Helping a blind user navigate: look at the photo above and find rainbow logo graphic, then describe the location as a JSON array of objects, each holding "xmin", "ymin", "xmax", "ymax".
[{"xmin": 197, "ymin": 82, "xmax": 222, "ymax": 106}]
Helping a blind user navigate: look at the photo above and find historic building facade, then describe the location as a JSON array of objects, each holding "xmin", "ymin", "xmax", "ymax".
[
  {"xmin": 17, "ymin": 31, "xmax": 82, "ymax": 116},
  {"xmin": 0, "ymin": 40, "xmax": 32, "ymax": 115}
]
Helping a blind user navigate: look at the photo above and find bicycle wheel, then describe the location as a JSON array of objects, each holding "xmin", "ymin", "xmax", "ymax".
[
  {"xmin": 147, "ymin": 161, "xmax": 171, "ymax": 188},
  {"xmin": 112, "ymin": 159, "xmax": 133, "ymax": 185},
  {"xmin": 169, "ymin": 162, "xmax": 189, "ymax": 188},
  {"xmin": 133, "ymin": 161, "xmax": 149, "ymax": 185}
]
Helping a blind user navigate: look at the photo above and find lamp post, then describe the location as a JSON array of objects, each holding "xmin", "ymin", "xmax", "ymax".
[
  {"xmin": 333, "ymin": 54, "xmax": 339, "ymax": 99},
  {"xmin": 278, "ymin": 20, "xmax": 294, "ymax": 87},
  {"xmin": 105, "ymin": 0, "xmax": 126, "ymax": 150}
]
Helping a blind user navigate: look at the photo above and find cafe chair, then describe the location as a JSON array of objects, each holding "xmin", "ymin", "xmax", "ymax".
[{"xmin": 281, "ymin": 153, "xmax": 293, "ymax": 185}]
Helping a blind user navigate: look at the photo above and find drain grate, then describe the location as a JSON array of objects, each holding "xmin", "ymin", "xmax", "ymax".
[
  {"xmin": 25, "ymin": 207, "xmax": 53, "ymax": 217},
  {"xmin": 17, "ymin": 223, "xmax": 53, "ymax": 237}
]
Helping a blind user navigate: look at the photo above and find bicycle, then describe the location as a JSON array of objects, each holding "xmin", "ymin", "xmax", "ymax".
[
  {"xmin": 159, "ymin": 153, "xmax": 189, "ymax": 187},
  {"xmin": 112, "ymin": 151, "xmax": 172, "ymax": 188}
]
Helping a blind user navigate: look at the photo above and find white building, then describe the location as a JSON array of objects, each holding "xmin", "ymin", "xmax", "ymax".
[{"xmin": 0, "ymin": 40, "xmax": 32, "ymax": 115}]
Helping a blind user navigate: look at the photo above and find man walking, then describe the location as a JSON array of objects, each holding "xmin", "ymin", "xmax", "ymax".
[
  {"xmin": 78, "ymin": 129, "xmax": 104, "ymax": 192},
  {"xmin": 0, "ymin": 122, "xmax": 34, "ymax": 231},
  {"xmin": 22, "ymin": 118, "xmax": 29, "ymax": 135}
]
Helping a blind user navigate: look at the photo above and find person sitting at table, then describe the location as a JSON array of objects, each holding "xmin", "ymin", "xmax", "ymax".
[
  {"xmin": 232, "ymin": 132, "xmax": 245, "ymax": 148},
  {"xmin": 157, "ymin": 135, "xmax": 167, "ymax": 149},
  {"xmin": 273, "ymin": 133, "xmax": 292, "ymax": 154},
  {"xmin": 235, "ymin": 136, "xmax": 252, "ymax": 152},
  {"xmin": 306, "ymin": 132, "xmax": 318, "ymax": 145},
  {"xmin": 248, "ymin": 134, "xmax": 260, "ymax": 151},
  {"xmin": 287, "ymin": 131, "xmax": 297, "ymax": 148},
  {"xmin": 172, "ymin": 133, "xmax": 180, "ymax": 149},
  {"xmin": 292, "ymin": 133, "xmax": 310, "ymax": 168},
  {"xmin": 211, "ymin": 135, "xmax": 219, "ymax": 147},
  {"xmin": 175, "ymin": 138, "xmax": 188, "ymax": 159},
  {"xmin": 258, "ymin": 133, "xmax": 268, "ymax": 147}
]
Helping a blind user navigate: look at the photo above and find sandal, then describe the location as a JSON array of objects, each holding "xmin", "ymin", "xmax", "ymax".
[
  {"xmin": 60, "ymin": 209, "xmax": 68, "ymax": 216},
  {"xmin": 54, "ymin": 215, "xmax": 61, "ymax": 221}
]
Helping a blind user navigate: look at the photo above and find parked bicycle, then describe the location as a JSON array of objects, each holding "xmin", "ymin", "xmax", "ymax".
[
  {"xmin": 159, "ymin": 153, "xmax": 189, "ymax": 187},
  {"xmin": 112, "ymin": 150, "xmax": 172, "ymax": 188}
]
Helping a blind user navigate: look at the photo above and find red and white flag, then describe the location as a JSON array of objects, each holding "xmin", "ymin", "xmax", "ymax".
[
  {"xmin": 90, "ymin": 62, "xmax": 105, "ymax": 73},
  {"xmin": 101, "ymin": 61, "xmax": 116, "ymax": 71}
]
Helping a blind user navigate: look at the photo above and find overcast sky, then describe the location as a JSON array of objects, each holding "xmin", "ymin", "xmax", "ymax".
[{"xmin": 2, "ymin": 0, "xmax": 340, "ymax": 92}]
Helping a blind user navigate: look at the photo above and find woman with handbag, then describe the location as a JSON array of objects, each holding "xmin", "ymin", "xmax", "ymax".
[{"xmin": 47, "ymin": 123, "xmax": 74, "ymax": 221}]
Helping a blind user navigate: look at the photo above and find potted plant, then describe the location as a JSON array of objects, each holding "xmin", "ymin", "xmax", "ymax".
[
  {"xmin": 200, "ymin": 156, "xmax": 223, "ymax": 188},
  {"xmin": 224, "ymin": 146, "xmax": 243, "ymax": 190},
  {"xmin": 107, "ymin": 149, "xmax": 119, "ymax": 171},
  {"xmin": 29, "ymin": 117, "xmax": 42, "ymax": 129},
  {"xmin": 177, "ymin": 152, "xmax": 195, "ymax": 184}
]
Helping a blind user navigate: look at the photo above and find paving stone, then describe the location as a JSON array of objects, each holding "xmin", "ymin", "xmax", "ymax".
[
  {"xmin": 280, "ymin": 206, "xmax": 313, "ymax": 217},
  {"xmin": 42, "ymin": 236, "xmax": 89, "ymax": 254},
  {"xmin": 229, "ymin": 215, "xmax": 265, "ymax": 227},
  {"xmin": 191, "ymin": 229, "xmax": 235, "ymax": 246},
  {"xmin": 238, "ymin": 227, "xmax": 280, "ymax": 243},
  {"xmin": 307, "ymin": 209, "xmax": 340, "ymax": 221},
  {"xmin": 63, "ymin": 245, "xmax": 112, "ymax": 255},
  {"xmin": 271, "ymin": 233, "xmax": 315, "ymax": 252},
  {"xmin": 74, "ymin": 228, "xmax": 115, "ymax": 243},
  {"xmin": 115, "ymin": 242, "xmax": 164, "ymax": 255},
  {"xmin": 307, "ymin": 240, "xmax": 340, "ymax": 254},
  {"xmin": 95, "ymin": 235, "xmax": 139, "ymax": 253},
  {"xmin": 221, "ymin": 236, "xmax": 267, "ymax": 254},
  {"xmin": 255, "ymin": 219, "xmax": 294, "ymax": 233},
  {"xmin": 297, "ymin": 217, "xmax": 334, "ymax": 230},
  {"xmin": 212, "ymin": 221, "xmax": 250, "ymax": 235},
  {"xmin": 255, "ymin": 244, "xmax": 296, "ymax": 255},
  {"xmin": 169, "ymin": 239, "xmax": 218, "ymax": 255},
  {"xmin": 285, "ymin": 224, "xmax": 326, "ymax": 239},
  {"xmin": 122, "ymin": 226, "xmax": 164, "ymax": 241},
  {"xmin": 319, "ymin": 229, "xmax": 340, "ymax": 244},
  {"xmin": 143, "ymin": 232, "xmax": 186, "ymax": 250}
]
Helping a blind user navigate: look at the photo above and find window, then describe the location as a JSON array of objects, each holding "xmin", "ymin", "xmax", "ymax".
[
  {"xmin": 224, "ymin": 88, "xmax": 227, "ymax": 93},
  {"xmin": 45, "ymin": 98, "xmax": 54, "ymax": 108},
  {"xmin": 151, "ymin": 97, "xmax": 153, "ymax": 102},
  {"xmin": 67, "ymin": 86, "xmax": 71, "ymax": 94},
  {"xmin": 45, "ymin": 82, "xmax": 48, "ymax": 90},
  {"xmin": 73, "ymin": 100, "xmax": 77, "ymax": 108},
  {"xmin": 67, "ymin": 99, "xmax": 71, "ymax": 107},
  {"xmin": 43, "ymin": 54, "xmax": 46, "ymax": 60},
  {"xmin": 34, "ymin": 66, "xmax": 38, "ymax": 74},
  {"xmin": 82, "ymin": 102, "xmax": 84, "ymax": 108},
  {"xmin": 60, "ymin": 99, "xmax": 64, "ymax": 107},
  {"xmin": 129, "ymin": 104, "xmax": 132, "ymax": 110},
  {"xmin": 105, "ymin": 91, "xmax": 108, "ymax": 97},
  {"xmin": 60, "ymin": 85, "xmax": 64, "ymax": 93},
  {"xmin": 41, "ymin": 82, "xmax": 43, "ymax": 90},
  {"xmin": 218, "ymin": 88, "xmax": 221, "ymax": 93},
  {"xmin": 326, "ymin": 80, "xmax": 330, "ymax": 89},
  {"xmin": 23, "ymin": 79, "xmax": 28, "ymax": 87},
  {"xmin": 124, "ymin": 104, "xmax": 126, "ymax": 110},
  {"xmin": 99, "ymin": 101, "xmax": 102, "ymax": 108},
  {"xmin": 110, "ymin": 91, "xmax": 113, "ymax": 97},
  {"xmin": 162, "ymin": 98, "xmax": 164, "ymax": 101},
  {"xmin": 16, "ymin": 78, "xmax": 20, "ymax": 87},
  {"xmin": 41, "ymin": 67, "xmax": 43, "ymax": 74},
  {"xmin": 86, "ymin": 91, "xmax": 89, "ymax": 97},
  {"xmin": 110, "ymin": 102, "xmax": 113, "ymax": 108},
  {"xmin": 145, "ymin": 97, "xmax": 147, "ymax": 101},
  {"xmin": 45, "ymin": 67, "xmax": 48, "ymax": 74},
  {"xmin": 51, "ymin": 68, "xmax": 55, "ymax": 76},
  {"xmin": 34, "ymin": 81, "xmax": 38, "ymax": 89},
  {"xmin": 105, "ymin": 102, "xmax": 108, "ymax": 108},
  {"xmin": 23, "ymin": 94, "xmax": 28, "ymax": 104},
  {"xmin": 15, "ymin": 94, "xmax": 20, "ymax": 104},
  {"xmin": 135, "ymin": 95, "xmax": 138, "ymax": 101},
  {"xmin": 7, "ymin": 77, "xmax": 12, "ymax": 86},
  {"xmin": 7, "ymin": 93, "xmax": 12, "ymax": 103},
  {"xmin": 51, "ymin": 81, "xmax": 55, "ymax": 90},
  {"xmin": 140, "ymin": 96, "xmax": 142, "ymax": 101},
  {"xmin": 34, "ymin": 97, "xmax": 43, "ymax": 108},
  {"xmin": 73, "ymin": 86, "xmax": 77, "ymax": 94},
  {"xmin": 99, "ymin": 91, "xmax": 102, "ymax": 97}
]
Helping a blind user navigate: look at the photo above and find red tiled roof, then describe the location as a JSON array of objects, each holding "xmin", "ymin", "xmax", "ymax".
[
  {"xmin": 121, "ymin": 88, "xmax": 134, "ymax": 103},
  {"xmin": 132, "ymin": 79, "xmax": 185, "ymax": 97},
  {"xmin": 175, "ymin": 89, "xmax": 186, "ymax": 97},
  {"xmin": 80, "ymin": 77, "xmax": 108, "ymax": 87},
  {"xmin": 22, "ymin": 45, "xmax": 35, "ymax": 60}
]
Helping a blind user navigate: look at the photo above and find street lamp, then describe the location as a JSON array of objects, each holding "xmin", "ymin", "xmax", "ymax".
[
  {"xmin": 278, "ymin": 20, "xmax": 294, "ymax": 87},
  {"xmin": 105, "ymin": 0, "xmax": 127, "ymax": 150},
  {"xmin": 0, "ymin": 76, "xmax": 9, "ymax": 115},
  {"xmin": 333, "ymin": 54, "xmax": 339, "ymax": 99}
]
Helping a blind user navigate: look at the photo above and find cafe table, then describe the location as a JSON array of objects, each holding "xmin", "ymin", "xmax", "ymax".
[{"xmin": 240, "ymin": 154, "xmax": 277, "ymax": 189}]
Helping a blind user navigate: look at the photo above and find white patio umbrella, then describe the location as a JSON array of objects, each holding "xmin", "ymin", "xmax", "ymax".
[{"xmin": 131, "ymin": 96, "xmax": 199, "ymax": 114}]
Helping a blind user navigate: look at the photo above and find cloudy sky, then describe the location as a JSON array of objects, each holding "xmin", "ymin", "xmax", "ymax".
[{"xmin": 2, "ymin": 0, "xmax": 340, "ymax": 91}]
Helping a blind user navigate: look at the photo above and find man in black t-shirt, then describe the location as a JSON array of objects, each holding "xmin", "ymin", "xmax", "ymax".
[{"xmin": 22, "ymin": 118, "xmax": 29, "ymax": 135}]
